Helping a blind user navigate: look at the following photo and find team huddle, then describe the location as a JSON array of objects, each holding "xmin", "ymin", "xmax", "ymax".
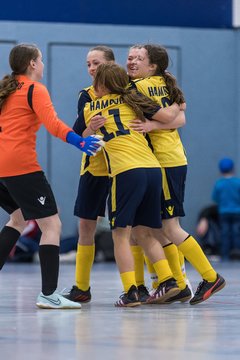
[{"xmin": 0, "ymin": 43, "xmax": 225, "ymax": 309}]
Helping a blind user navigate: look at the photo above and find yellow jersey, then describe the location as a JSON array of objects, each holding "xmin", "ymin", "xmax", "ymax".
[
  {"xmin": 74, "ymin": 93, "xmax": 161, "ymax": 177},
  {"xmin": 76, "ymin": 85, "xmax": 108, "ymax": 176},
  {"xmin": 130, "ymin": 76, "xmax": 187, "ymax": 167}
]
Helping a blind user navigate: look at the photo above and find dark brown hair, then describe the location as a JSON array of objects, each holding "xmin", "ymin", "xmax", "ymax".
[
  {"xmin": 0, "ymin": 43, "xmax": 39, "ymax": 109},
  {"xmin": 89, "ymin": 45, "xmax": 115, "ymax": 62},
  {"xmin": 129, "ymin": 44, "xmax": 185, "ymax": 104},
  {"xmin": 93, "ymin": 63, "xmax": 160, "ymax": 121}
]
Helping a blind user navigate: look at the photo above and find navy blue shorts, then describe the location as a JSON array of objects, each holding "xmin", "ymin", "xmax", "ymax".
[
  {"xmin": 0, "ymin": 171, "xmax": 58, "ymax": 220},
  {"xmin": 161, "ymin": 165, "xmax": 187, "ymax": 219},
  {"xmin": 74, "ymin": 172, "xmax": 109, "ymax": 220},
  {"xmin": 108, "ymin": 168, "xmax": 162, "ymax": 229}
]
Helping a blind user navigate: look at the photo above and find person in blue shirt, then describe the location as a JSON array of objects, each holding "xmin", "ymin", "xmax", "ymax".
[{"xmin": 212, "ymin": 158, "xmax": 240, "ymax": 261}]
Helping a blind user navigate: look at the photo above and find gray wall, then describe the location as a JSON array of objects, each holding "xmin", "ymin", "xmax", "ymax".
[{"xmin": 0, "ymin": 21, "xmax": 239, "ymax": 237}]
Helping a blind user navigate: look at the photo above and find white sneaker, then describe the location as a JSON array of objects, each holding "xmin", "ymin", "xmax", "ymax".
[{"xmin": 36, "ymin": 292, "xmax": 82, "ymax": 309}]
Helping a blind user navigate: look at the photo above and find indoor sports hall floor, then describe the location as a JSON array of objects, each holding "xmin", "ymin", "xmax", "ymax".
[{"xmin": 0, "ymin": 261, "xmax": 239, "ymax": 360}]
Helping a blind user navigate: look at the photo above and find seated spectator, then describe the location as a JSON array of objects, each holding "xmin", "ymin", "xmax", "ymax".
[
  {"xmin": 196, "ymin": 204, "xmax": 220, "ymax": 257},
  {"xmin": 59, "ymin": 217, "xmax": 114, "ymax": 263},
  {"xmin": 9, "ymin": 220, "xmax": 41, "ymax": 263}
]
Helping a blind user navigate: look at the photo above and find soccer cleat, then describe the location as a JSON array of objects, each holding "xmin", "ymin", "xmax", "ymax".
[
  {"xmin": 36, "ymin": 292, "xmax": 82, "ymax": 309},
  {"xmin": 64, "ymin": 285, "xmax": 91, "ymax": 303},
  {"xmin": 115, "ymin": 285, "xmax": 141, "ymax": 307},
  {"xmin": 147, "ymin": 277, "xmax": 181, "ymax": 304},
  {"xmin": 190, "ymin": 273, "xmax": 226, "ymax": 305},
  {"xmin": 138, "ymin": 284, "xmax": 151, "ymax": 304},
  {"xmin": 164, "ymin": 285, "xmax": 192, "ymax": 304}
]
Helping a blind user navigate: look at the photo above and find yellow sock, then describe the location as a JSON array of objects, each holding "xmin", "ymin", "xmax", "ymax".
[
  {"xmin": 178, "ymin": 236, "xmax": 217, "ymax": 282},
  {"xmin": 144, "ymin": 255, "xmax": 158, "ymax": 289},
  {"xmin": 178, "ymin": 250, "xmax": 187, "ymax": 280},
  {"xmin": 153, "ymin": 259, "xmax": 173, "ymax": 284},
  {"xmin": 131, "ymin": 245, "xmax": 145, "ymax": 286},
  {"xmin": 120, "ymin": 271, "xmax": 137, "ymax": 292},
  {"xmin": 163, "ymin": 243, "xmax": 186, "ymax": 290},
  {"xmin": 75, "ymin": 244, "xmax": 95, "ymax": 290}
]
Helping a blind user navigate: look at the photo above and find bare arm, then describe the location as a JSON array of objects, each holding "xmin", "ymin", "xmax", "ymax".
[
  {"xmin": 151, "ymin": 102, "xmax": 186, "ymax": 124},
  {"xmin": 130, "ymin": 110, "xmax": 186, "ymax": 133},
  {"xmin": 82, "ymin": 115, "xmax": 106, "ymax": 137},
  {"xmin": 158, "ymin": 110, "xmax": 186, "ymax": 129}
]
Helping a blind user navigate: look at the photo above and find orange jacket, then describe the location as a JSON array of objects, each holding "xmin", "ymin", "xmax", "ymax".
[{"xmin": 0, "ymin": 75, "xmax": 71, "ymax": 177}]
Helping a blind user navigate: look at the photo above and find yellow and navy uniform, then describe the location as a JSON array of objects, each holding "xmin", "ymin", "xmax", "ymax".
[
  {"xmin": 77, "ymin": 86, "xmax": 108, "ymax": 177},
  {"xmin": 75, "ymin": 94, "xmax": 161, "ymax": 177},
  {"xmin": 130, "ymin": 76, "xmax": 187, "ymax": 219},
  {"xmin": 74, "ymin": 93, "xmax": 162, "ymax": 229},
  {"xmin": 73, "ymin": 85, "xmax": 109, "ymax": 220},
  {"xmin": 130, "ymin": 76, "xmax": 187, "ymax": 167}
]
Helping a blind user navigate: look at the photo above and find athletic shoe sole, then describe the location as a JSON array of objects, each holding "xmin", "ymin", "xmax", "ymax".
[
  {"xmin": 165, "ymin": 294, "xmax": 192, "ymax": 304},
  {"xmin": 115, "ymin": 301, "xmax": 141, "ymax": 308},
  {"xmin": 147, "ymin": 287, "xmax": 181, "ymax": 304},
  {"xmin": 36, "ymin": 303, "xmax": 81, "ymax": 309}
]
